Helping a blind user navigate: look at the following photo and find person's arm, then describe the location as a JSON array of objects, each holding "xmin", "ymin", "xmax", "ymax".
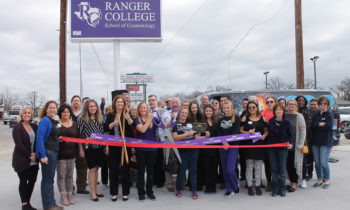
[
  {"xmin": 319, "ymin": 111, "xmax": 334, "ymax": 131},
  {"xmin": 171, "ymin": 131, "xmax": 195, "ymax": 141},
  {"xmin": 296, "ymin": 114, "xmax": 306, "ymax": 150},
  {"xmin": 135, "ymin": 115, "xmax": 153, "ymax": 134},
  {"xmin": 239, "ymin": 116, "xmax": 249, "ymax": 134},
  {"xmin": 12, "ymin": 125, "xmax": 31, "ymax": 158},
  {"xmin": 261, "ymin": 117, "xmax": 269, "ymax": 140},
  {"xmin": 35, "ymin": 117, "xmax": 49, "ymax": 159}
]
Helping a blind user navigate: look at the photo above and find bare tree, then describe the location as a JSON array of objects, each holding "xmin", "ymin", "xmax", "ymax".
[
  {"xmin": 304, "ymin": 78, "xmax": 315, "ymax": 89},
  {"xmin": 0, "ymin": 88, "xmax": 21, "ymax": 112},
  {"xmin": 267, "ymin": 77, "xmax": 287, "ymax": 90},
  {"xmin": 23, "ymin": 91, "xmax": 47, "ymax": 117},
  {"xmin": 336, "ymin": 77, "xmax": 350, "ymax": 100}
]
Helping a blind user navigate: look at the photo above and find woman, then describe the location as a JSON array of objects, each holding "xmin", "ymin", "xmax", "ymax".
[
  {"xmin": 285, "ymin": 99, "xmax": 306, "ymax": 192},
  {"xmin": 240, "ymin": 101, "xmax": 269, "ymax": 196},
  {"xmin": 217, "ymin": 101, "xmax": 240, "ymax": 197},
  {"xmin": 104, "ymin": 96, "xmax": 134, "ymax": 201},
  {"xmin": 172, "ymin": 107, "xmax": 201, "ymax": 199},
  {"xmin": 212, "ymin": 99, "xmax": 224, "ymax": 120},
  {"xmin": 77, "ymin": 99, "xmax": 105, "ymax": 202},
  {"xmin": 36, "ymin": 101, "xmax": 63, "ymax": 210},
  {"xmin": 12, "ymin": 107, "xmax": 39, "ymax": 210},
  {"xmin": 56, "ymin": 103, "xmax": 79, "ymax": 206},
  {"xmin": 133, "ymin": 102, "xmax": 159, "ymax": 201},
  {"xmin": 189, "ymin": 101, "xmax": 202, "ymax": 123},
  {"xmin": 311, "ymin": 96, "xmax": 334, "ymax": 189},
  {"xmin": 268, "ymin": 104, "xmax": 291, "ymax": 197},
  {"xmin": 278, "ymin": 98, "xmax": 287, "ymax": 108},
  {"xmin": 103, "ymin": 105, "xmax": 113, "ymax": 121},
  {"xmin": 296, "ymin": 96, "xmax": 312, "ymax": 188},
  {"xmin": 260, "ymin": 96, "xmax": 276, "ymax": 191},
  {"xmin": 202, "ymin": 105, "xmax": 219, "ymax": 193}
]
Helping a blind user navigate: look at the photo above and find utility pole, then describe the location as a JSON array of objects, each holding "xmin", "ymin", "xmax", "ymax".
[
  {"xmin": 263, "ymin": 71, "xmax": 269, "ymax": 90},
  {"xmin": 59, "ymin": 0, "xmax": 67, "ymax": 104},
  {"xmin": 295, "ymin": 0, "xmax": 304, "ymax": 89},
  {"xmin": 33, "ymin": 91, "xmax": 36, "ymax": 117},
  {"xmin": 310, "ymin": 56, "xmax": 319, "ymax": 89}
]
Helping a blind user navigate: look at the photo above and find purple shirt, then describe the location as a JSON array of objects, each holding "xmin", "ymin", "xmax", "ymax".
[{"xmin": 133, "ymin": 118, "xmax": 158, "ymax": 151}]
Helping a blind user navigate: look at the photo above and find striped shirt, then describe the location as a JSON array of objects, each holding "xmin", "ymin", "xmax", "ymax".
[{"xmin": 77, "ymin": 117, "xmax": 104, "ymax": 150}]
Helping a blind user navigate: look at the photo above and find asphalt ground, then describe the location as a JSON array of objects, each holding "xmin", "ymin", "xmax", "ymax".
[{"xmin": 0, "ymin": 123, "xmax": 349, "ymax": 210}]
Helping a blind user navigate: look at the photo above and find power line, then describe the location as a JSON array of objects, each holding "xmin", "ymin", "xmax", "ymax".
[{"xmin": 90, "ymin": 43, "xmax": 112, "ymax": 84}]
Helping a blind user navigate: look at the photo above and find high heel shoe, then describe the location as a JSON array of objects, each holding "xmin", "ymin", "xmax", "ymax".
[{"xmin": 111, "ymin": 195, "xmax": 117, "ymax": 202}]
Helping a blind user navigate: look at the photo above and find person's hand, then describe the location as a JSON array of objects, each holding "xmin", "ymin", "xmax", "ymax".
[
  {"xmin": 125, "ymin": 112, "xmax": 131, "ymax": 121},
  {"xmin": 40, "ymin": 157, "xmax": 48, "ymax": 164},
  {"xmin": 248, "ymin": 129, "xmax": 255, "ymax": 134},
  {"xmin": 287, "ymin": 144, "xmax": 293, "ymax": 150},
  {"xmin": 79, "ymin": 149, "xmax": 85, "ymax": 158},
  {"xmin": 148, "ymin": 114, "xmax": 154, "ymax": 122},
  {"xmin": 261, "ymin": 135, "xmax": 266, "ymax": 141},
  {"xmin": 170, "ymin": 112, "xmax": 176, "ymax": 119},
  {"xmin": 223, "ymin": 142, "xmax": 229, "ymax": 150},
  {"xmin": 194, "ymin": 133, "xmax": 201, "ymax": 139},
  {"xmin": 30, "ymin": 153, "xmax": 36, "ymax": 162},
  {"xmin": 205, "ymin": 131, "xmax": 210, "ymax": 138},
  {"xmin": 58, "ymin": 136, "xmax": 63, "ymax": 142},
  {"xmin": 131, "ymin": 148, "xmax": 136, "ymax": 154},
  {"xmin": 319, "ymin": 122, "xmax": 326, "ymax": 127},
  {"xmin": 105, "ymin": 146, "xmax": 109, "ymax": 156},
  {"xmin": 187, "ymin": 131, "xmax": 195, "ymax": 137},
  {"xmin": 297, "ymin": 145, "xmax": 303, "ymax": 152}
]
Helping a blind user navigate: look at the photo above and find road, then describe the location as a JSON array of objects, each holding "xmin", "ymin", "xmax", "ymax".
[{"xmin": 0, "ymin": 123, "xmax": 349, "ymax": 210}]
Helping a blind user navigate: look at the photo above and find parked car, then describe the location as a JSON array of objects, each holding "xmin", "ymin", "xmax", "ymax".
[
  {"xmin": 339, "ymin": 107, "xmax": 350, "ymax": 132},
  {"xmin": 8, "ymin": 110, "xmax": 20, "ymax": 128},
  {"xmin": 344, "ymin": 124, "xmax": 350, "ymax": 139},
  {"xmin": 2, "ymin": 112, "xmax": 10, "ymax": 125},
  {"xmin": 198, "ymin": 89, "xmax": 341, "ymax": 146}
]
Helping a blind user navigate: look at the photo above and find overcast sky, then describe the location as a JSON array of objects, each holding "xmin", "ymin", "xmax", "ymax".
[{"xmin": 1, "ymin": 0, "xmax": 349, "ymax": 104}]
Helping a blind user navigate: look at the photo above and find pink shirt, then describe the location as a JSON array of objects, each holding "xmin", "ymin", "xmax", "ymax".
[{"xmin": 261, "ymin": 109, "xmax": 274, "ymax": 124}]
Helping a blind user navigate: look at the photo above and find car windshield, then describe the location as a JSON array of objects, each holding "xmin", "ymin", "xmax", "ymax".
[{"xmin": 9, "ymin": 111, "xmax": 19, "ymax": 115}]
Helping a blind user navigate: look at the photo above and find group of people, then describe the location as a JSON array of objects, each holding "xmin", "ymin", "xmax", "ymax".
[{"xmin": 12, "ymin": 92, "xmax": 334, "ymax": 210}]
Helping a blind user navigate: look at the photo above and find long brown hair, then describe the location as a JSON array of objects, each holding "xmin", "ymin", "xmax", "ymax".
[
  {"xmin": 112, "ymin": 95, "xmax": 127, "ymax": 115},
  {"xmin": 39, "ymin": 100, "xmax": 58, "ymax": 119},
  {"xmin": 222, "ymin": 101, "xmax": 235, "ymax": 123},
  {"xmin": 137, "ymin": 102, "xmax": 153, "ymax": 128},
  {"xmin": 203, "ymin": 105, "xmax": 216, "ymax": 123},
  {"xmin": 79, "ymin": 99, "xmax": 103, "ymax": 124}
]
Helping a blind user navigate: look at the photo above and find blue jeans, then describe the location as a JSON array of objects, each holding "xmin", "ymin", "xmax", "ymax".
[
  {"xmin": 219, "ymin": 148, "xmax": 239, "ymax": 193},
  {"xmin": 268, "ymin": 149, "xmax": 288, "ymax": 194},
  {"xmin": 41, "ymin": 149, "xmax": 58, "ymax": 209},
  {"xmin": 176, "ymin": 149, "xmax": 199, "ymax": 192},
  {"xmin": 312, "ymin": 145, "xmax": 332, "ymax": 181}
]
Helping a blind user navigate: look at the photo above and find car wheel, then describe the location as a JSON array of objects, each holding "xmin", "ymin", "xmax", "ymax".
[
  {"xmin": 341, "ymin": 122, "xmax": 348, "ymax": 133},
  {"xmin": 4, "ymin": 121, "xmax": 7, "ymax": 125}
]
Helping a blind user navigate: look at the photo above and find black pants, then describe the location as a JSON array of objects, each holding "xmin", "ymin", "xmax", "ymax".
[
  {"xmin": 264, "ymin": 150, "xmax": 271, "ymax": 183},
  {"xmin": 17, "ymin": 165, "xmax": 39, "ymax": 203},
  {"xmin": 202, "ymin": 149, "xmax": 219, "ymax": 191},
  {"xmin": 75, "ymin": 155, "xmax": 88, "ymax": 191},
  {"xmin": 197, "ymin": 149, "xmax": 206, "ymax": 190},
  {"xmin": 153, "ymin": 149, "xmax": 165, "ymax": 187},
  {"xmin": 136, "ymin": 150, "xmax": 157, "ymax": 196},
  {"xmin": 238, "ymin": 149, "xmax": 246, "ymax": 179},
  {"xmin": 287, "ymin": 150, "xmax": 298, "ymax": 183},
  {"xmin": 101, "ymin": 155, "xmax": 108, "ymax": 185},
  {"xmin": 108, "ymin": 146, "xmax": 131, "ymax": 196}
]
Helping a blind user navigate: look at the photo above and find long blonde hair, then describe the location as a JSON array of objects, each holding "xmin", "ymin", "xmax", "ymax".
[
  {"xmin": 137, "ymin": 102, "xmax": 153, "ymax": 128},
  {"xmin": 223, "ymin": 101, "xmax": 235, "ymax": 123},
  {"xmin": 19, "ymin": 106, "xmax": 33, "ymax": 122},
  {"xmin": 79, "ymin": 99, "xmax": 103, "ymax": 124}
]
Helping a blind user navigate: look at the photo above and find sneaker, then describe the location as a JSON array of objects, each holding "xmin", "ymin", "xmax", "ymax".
[
  {"xmin": 300, "ymin": 179, "xmax": 307, "ymax": 189},
  {"xmin": 175, "ymin": 190, "xmax": 182, "ymax": 197},
  {"xmin": 313, "ymin": 182, "xmax": 323, "ymax": 187},
  {"xmin": 192, "ymin": 191, "xmax": 198, "ymax": 199},
  {"xmin": 224, "ymin": 192, "xmax": 234, "ymax": 197},
  {"xmin": 322, "ymin": 183, "xmax": 330, "ymax": 189}
]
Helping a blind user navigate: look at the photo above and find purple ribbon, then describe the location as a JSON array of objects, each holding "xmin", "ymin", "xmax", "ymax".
[
  {"xmin": 152, "ymin": 110, "xmax": 165, "ymax": 129},
  {"xmin": 90, "ymin": 132, "xmax": 262, "ymax": 145},
  {"xmin": 170, "ymin": 105, "xmax": 180, "ymax": 128}
]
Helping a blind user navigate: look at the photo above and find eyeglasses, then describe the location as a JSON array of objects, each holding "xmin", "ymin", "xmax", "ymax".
[
  {"xmin": 165, "ymin": 100, "xmax": 171, "ymax": 103},
  {"xmin": 248, "ymin": 106, "xmax": 256, "ymax": 110},
  {"xmin": 288, "ymin": 103, "xmax": 297, "ymax": 106},
  {"xmin": 319, "ymin": 102, "xmax": 328, "ymax": 105},
  {"xmin": 266, "ymin": 100, "xmax": 274, "ymax": 104}
]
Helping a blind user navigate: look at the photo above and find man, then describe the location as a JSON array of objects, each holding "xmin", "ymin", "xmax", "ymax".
[
  {"xmin": 309, "ymin": 99, "xmax": 319, "ymax": 115},
  {"xmin": 148, "ymin": 95, "xmax": 166, "ymax": 188},
  {"xmin": 100, "ymin": 97, "xmax": 106, "ymax": 116},
  {"xmin": 240, "ymin": 98, "xmax": 249, "ymax": 118},
  {"xmin": 200, "ymin": 95, "xmax": 209, "ymax": 110},
  {"xmin": 122, "ymin": 92, "xmax": 131, "ymax": 109},
  {"xmin": 158, "ymin": 101, "xmax": 165, "ymax": 109},
  {"xmin": 71, "ymin": 95, "xmax": 90, "ymax": 194},
  {"xmin": 181, "ymin": 100, "xmax": 190, "ymax": 109},
  {"xmin": 164, "ymin": 96, "xmax": 172, "ymax": 111}
]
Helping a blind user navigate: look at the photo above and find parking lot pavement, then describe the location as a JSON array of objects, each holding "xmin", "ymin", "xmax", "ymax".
[{"xmin": 1, "ymin": 124, "xmax": 349, "ymax": 210}]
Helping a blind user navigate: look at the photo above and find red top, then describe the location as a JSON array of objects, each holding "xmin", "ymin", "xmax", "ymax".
[{"xmin": 261, "ymin": 109, "xmax": 274, "ymax": 124}]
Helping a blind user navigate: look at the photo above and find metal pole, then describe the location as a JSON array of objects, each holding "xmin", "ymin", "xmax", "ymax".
[
  {"xmin": 265, "ymin": 75, "xmax": 268, "ymax": 90},
  {"xmin": 113, "ymin": 41, "xmax": 121, "ymax": 89},
  {"xmin": 59, "ymin": 0, "xmax": 67, "ymax": 104},
  {"xmin": 314, "ymin": 60, "xmax": 317, "ymax": 89}
]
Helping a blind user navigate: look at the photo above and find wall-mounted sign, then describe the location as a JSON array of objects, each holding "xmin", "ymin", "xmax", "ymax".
[{"xmin": 70, "ymin": 0, "xmax": 161, "ymax": 42}]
